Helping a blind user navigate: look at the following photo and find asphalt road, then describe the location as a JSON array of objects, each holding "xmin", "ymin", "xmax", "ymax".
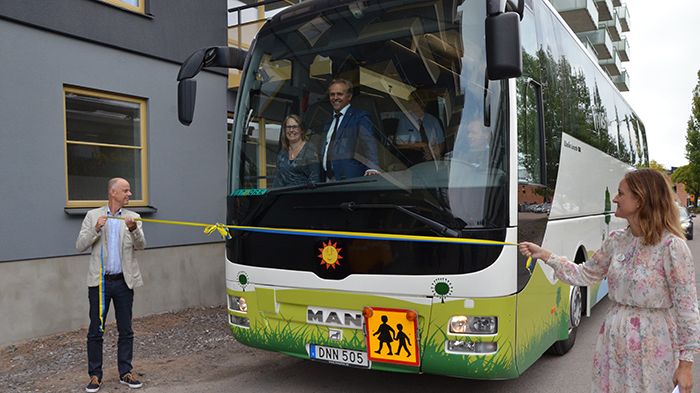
[{"xmin": 143, "ymin": 219, "xmax": 700, "ymax": 393}]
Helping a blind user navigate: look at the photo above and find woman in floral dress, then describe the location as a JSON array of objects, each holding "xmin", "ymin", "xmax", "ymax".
[{"xmin": 520, "ymin": 169, "xmax": 699, "ymax": 393}]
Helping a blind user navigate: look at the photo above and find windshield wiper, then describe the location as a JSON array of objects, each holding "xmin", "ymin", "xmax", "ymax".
[
  {"xmin": 268, "ymin": 178, "xmax": 377, "ymax": 194},
  {"xmin": 334, "ymin": 201, "xmax": 461, "ymax": 238},
  {"xmin": 240, "ymin": 178, "xmax": 378, "ymax": 224}
]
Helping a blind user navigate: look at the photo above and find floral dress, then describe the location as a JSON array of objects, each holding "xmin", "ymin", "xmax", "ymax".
[{"xmin": 546, "ymin": 228, "xmax": 700, "ymax": 393}]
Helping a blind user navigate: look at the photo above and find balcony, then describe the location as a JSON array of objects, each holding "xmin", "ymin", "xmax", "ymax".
[
  {"xmin": 613, "ymin": 37, "xmax": 630, "ymax": 61},
  {"xmin": 611, "ymin": 0, "xmax": 621, "ymax": 6},
  {"xmin": 577, "ymin": 28, "xmax": 613, "ymax": 60},
  {"xmin": 594, "ymin": 0, "xmax": 614, "ymax": 21},
  {"xmin": 612, "ymin": 69, "xmax": 629, "ymax": 91},
  {"xmin": 228, "ymin": 20, "xmax": 265, "ymax": 88},
  {"xmin": 227, "ymin": 0, "xmax": 303, "ymax": 89},
  {"xmin": 580, "ymin": 37, "xmax": 599, "ymax": 59},
  {"xmin": 600, "ymin": 51, "xmax": 622, "ymax": 76},
  {"xmin": 616, "ymin": 4, "xmax": 630, "ymax": 32},
  {"xmin": 599, "ymin": 13, "xmax": 622, "ymax": 41},
  {"xmin": 550, "ymin": 0, "xmax": 599, "ymax": 32}
]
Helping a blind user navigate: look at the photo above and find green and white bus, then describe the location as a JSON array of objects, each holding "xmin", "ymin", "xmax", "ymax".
[{"xmin": 177, "ymin": 0, "xmax": 647, "ymax": 379}]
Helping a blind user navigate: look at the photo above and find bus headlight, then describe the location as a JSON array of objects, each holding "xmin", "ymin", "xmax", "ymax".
[
  {"xmin": 228, "ymin": 295, "xmax": 248, "ymax": 313},
  {"xmin": 449, "ymin": 316, "xmax": 497, "ymax": 334}
]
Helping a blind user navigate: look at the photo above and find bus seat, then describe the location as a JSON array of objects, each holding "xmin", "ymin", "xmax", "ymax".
[{"xmin": 382, "ymin": 118, "xmax": 399, "ymax": 141}]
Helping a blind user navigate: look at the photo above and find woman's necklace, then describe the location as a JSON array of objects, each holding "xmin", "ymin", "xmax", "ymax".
[
  {"xmin": 289, "ymin": 141, "xmax": 304, "ymax": 160},
  {"xmin": 616, "ymin": 231, "xmax": 642, "ymax": 264}
]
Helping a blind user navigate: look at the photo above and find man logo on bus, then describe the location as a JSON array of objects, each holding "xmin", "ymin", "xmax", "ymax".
[{"xmin": 318, "ymin": 240, "xmax": 343, "ymax": 269}]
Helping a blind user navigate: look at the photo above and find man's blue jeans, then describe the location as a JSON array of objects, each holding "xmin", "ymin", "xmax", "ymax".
[{"xmin": 87, "ymin": 276, "xmax": 134, "ymax": 379}]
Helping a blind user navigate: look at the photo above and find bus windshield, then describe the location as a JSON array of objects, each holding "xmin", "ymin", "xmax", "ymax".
[{"xmin": 230, "ymin": 0, "xmax": 508, "ymax": 233}]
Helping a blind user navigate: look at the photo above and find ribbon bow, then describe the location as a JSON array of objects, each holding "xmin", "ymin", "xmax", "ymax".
[{"xmin": 204, "ymin": 223, "xmax": 231, "ymax": 240}]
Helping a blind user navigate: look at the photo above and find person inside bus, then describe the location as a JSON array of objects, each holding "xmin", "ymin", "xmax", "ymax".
[
  {"xmin": 272, "ymin": 114, "xmax": 321, "ymax": 187},
  {"xmin": 395, "ymin": 93, "xmax": 445, "ymax": 165},
  {"xmin": 519, "ymin": 169, "xmax": 699, "ymax": 393},
  {"xmin": 321, "ymin": 78, "xmax": 380, "ymax": 181}
]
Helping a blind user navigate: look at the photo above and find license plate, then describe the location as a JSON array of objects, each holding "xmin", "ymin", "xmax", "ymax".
[{"xmin": 308, "ymin": 344, "xmax": 369, "ymax": 368}]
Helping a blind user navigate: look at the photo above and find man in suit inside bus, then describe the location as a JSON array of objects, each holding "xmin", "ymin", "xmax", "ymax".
[
  {"xmin": 394, "ymin": 93, "xmax": 445, "ymax": 165},
  {"xmin": 321, "ymin": 78, "xmax": 380, "ymax": 181}
]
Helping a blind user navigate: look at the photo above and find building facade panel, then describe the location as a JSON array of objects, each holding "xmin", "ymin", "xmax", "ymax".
[
  {"xmin": 0, "ymin": 0, "xmax": 225, "ymax": 64},
  {"xmin": 0, "ymin": 243, "xmax": 225, "ymax": 346},
  {"xmin": 0, "ymin": 18, "xmax": 227, "ymax": 262}
]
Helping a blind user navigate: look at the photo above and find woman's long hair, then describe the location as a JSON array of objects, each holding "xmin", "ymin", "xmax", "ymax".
[
  {"xmin": 623, "ymin": 169, "xmax": 684, "ymax": 245},
  {"xmin": 280, "ymin": 114, "xmax": 306, "ymax": 151}
]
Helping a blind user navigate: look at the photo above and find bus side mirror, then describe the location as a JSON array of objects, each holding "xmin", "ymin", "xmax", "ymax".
[
  {"xmin": 176, "ymin": 46, "xmax": 248, "ymax": 126},
  {"xmin": 485, "ymin": 12, "xmax": 522, "ymax": 80},
  {"xmin": 178, "ymin": 79, "xmax": 197, "ymax": 126}
]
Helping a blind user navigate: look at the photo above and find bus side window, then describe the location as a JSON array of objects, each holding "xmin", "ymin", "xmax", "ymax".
[
  {"xmin": 517, "ymin": 79, "xmax": 544, "ymax": 185},
  {"xmin": 517, "ymin": 6, "xmax": 545, "ymax": 186}
]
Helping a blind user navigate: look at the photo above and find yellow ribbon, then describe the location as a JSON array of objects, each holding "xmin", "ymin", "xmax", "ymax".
[
  {"xmin": 110, "ymin": 216, "xmax": 515, "ymax": 244},
  {"xmin": 203, "ymin": 223, "xmax": 232, "ymax": 239},
  {"xmin": 106, "ymin": 216, "xmax": 532, "ymax": 269},
  {"xmin": 107, "ymin": 216, "xmax": 231, "ymax": 239}
]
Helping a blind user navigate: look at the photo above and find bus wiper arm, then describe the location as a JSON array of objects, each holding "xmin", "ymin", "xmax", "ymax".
[
  {"xmin": 271, "ymin": 178, "xmax": 378, "ymax": 194},
  {"xmin": 339, "ymin": 202, "xmax": 461, "ymax": 238}
]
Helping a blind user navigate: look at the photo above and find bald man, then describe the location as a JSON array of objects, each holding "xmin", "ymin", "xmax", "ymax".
[{"xmin": 76, "ymin": 178, "xmax": 145, "ymax": 392}]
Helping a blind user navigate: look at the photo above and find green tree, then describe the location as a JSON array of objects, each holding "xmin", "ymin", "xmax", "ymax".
[
  {"xmin": 638, "ymin": 159, "xmax": 667, "ymax": 171},
  {"xmin": 686, "ymin": 71, "xmax": 700, "ymax": 164},
  {"xmin": 679, "ymin": 70, "xmax": 700, "ymax": 206},
  {"xmin": 671, "ymin": 164, "xmax": 700, "ymax": 206}
]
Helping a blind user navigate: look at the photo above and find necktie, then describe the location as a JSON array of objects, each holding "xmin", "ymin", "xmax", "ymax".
[
  {"xmin": 418, "ymin": 118, "xmax": 428, "ymax": 143},
  {"xmin": 418, "ymin": 118, "xmax": 434, "ymax": 161},
  {"xmin": 326, "ymin": 112, "xmax": 342, "ymax": 179}
]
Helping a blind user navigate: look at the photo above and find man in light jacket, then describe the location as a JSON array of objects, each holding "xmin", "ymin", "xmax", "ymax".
[{"xmin": 76, "ymin": 177, "xmax": 145, "ymax": 392}]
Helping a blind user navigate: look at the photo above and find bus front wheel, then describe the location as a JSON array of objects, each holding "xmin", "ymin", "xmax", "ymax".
[{"xmin": 549, "ymin": 285, "xmax": 582, "ymax": 355}]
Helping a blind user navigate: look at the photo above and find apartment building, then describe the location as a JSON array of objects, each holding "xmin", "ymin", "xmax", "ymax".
[{"xmin": 550, "ymin": 0, "xmax": 631, "ymax": 91}]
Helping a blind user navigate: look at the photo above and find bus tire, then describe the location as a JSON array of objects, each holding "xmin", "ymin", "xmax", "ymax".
[{"xmin": 549, "ymin": 285, "xmax": 582, "ymax": 355}]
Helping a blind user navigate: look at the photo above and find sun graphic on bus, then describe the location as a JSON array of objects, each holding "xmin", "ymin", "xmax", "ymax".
[{"xmin": 318, "ymin": 240, "xmax": 343, "ymax": 269}]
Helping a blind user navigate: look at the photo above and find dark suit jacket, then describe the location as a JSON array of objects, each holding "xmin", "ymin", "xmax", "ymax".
[{"xmin": 322, "ymin": 105, "xmax": 380, "ymax": 180}]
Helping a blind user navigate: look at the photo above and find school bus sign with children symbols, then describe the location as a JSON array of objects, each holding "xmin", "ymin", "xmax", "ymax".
[{"xmin": 364, "ymin": 307, "xmax": 420, "ymax": 366}]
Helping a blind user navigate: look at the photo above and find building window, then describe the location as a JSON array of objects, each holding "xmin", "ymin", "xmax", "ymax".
[
  {"xmin": 64, "ymin": 86, "xmax": 148, "ymax": 207},
  {"xmin": 100, "ymin": 0, "xmax": 145, "ymax": 14}
]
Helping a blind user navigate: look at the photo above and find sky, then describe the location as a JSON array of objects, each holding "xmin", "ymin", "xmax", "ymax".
[{"xmin": 621, "ymin": 0, "xmax": 700, "ymax": 169}]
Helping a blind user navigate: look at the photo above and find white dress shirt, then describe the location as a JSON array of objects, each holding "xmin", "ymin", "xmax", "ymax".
[{"xmin": 322, "ymin": 104, "xmax": 350, "ymax": 171}]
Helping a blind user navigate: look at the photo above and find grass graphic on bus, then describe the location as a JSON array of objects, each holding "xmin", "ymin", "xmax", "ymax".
[{"xmin": 226, "ymin": 259, "xmax": 571, "ymax": 379}]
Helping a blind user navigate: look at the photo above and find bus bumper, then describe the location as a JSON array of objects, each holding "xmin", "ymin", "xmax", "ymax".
[{"xmin": 226, "ymin": 285, "xmax": 523, "ymax": 379}]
